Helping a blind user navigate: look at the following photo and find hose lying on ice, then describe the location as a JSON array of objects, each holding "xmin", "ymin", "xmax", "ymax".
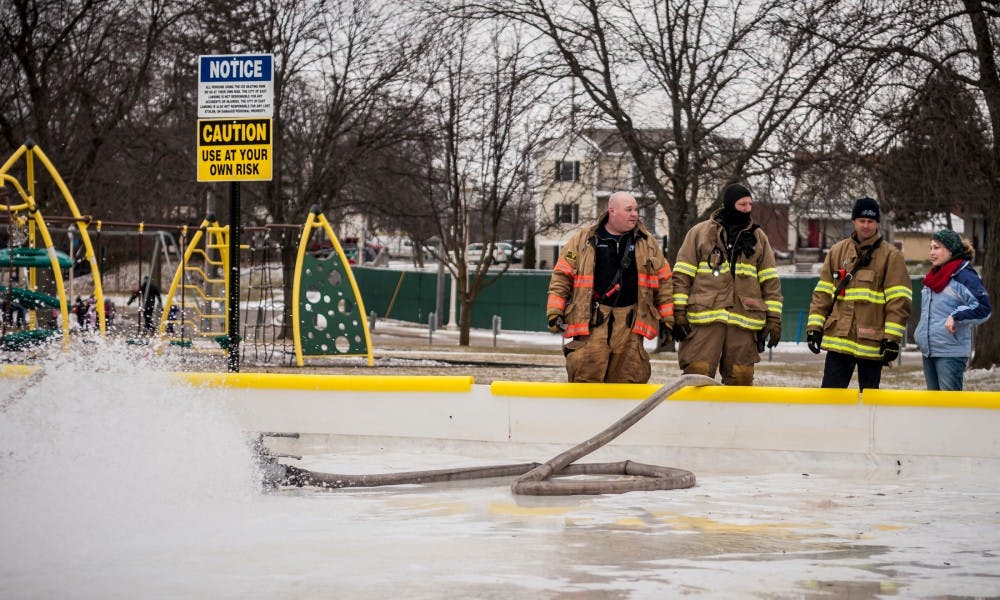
[{"xmin": 261, "ymin": 373, "xmax": 718, "ymax": 496}]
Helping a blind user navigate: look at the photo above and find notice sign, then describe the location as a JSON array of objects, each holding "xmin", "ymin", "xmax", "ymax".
[
  {"xmin": 198, "ymin": 54, "xmax": 274, "ymax": 118},
  {"xmin": 197, "ymin": 118, "xmax": 272, "ymax": 182}
]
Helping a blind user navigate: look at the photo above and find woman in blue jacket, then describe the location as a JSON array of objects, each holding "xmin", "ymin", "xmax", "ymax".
[{"xmin": 914, "ymin": 230, "xmax": 991, "ymax": 390}]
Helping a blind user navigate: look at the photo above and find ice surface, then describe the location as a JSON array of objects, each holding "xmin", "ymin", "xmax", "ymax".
[{"xmin": 2, "ymin": 342, "xmax": 999, "ymax": 598}]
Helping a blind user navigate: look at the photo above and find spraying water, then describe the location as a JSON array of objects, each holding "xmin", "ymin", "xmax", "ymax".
[{"xmin": 0, "ymin": 340, "xmax": 261, "ymax": 596}]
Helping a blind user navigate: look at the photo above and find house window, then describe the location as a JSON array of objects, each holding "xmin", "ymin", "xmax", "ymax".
[
  {"xmin": 631, "ymin": 164, "xmax": 644, "ymax": 190},
  {"xmin": 643, "ymin": 205, "xmax": 657, "ymax": 233},
  {"xmin": 555, "ymin": 203, "xmax": 579, "ymax": 224},
  {"xmin": 555, "ymin": 160, "xmax": 580, "ymax": 182}
]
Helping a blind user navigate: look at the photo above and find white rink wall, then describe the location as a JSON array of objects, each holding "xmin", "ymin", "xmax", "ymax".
[{"xmin": 173, "ymin": 372, "xmax": 1000, "ymax": 473}]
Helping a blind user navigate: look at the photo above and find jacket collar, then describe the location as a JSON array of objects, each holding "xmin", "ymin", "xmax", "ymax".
[{"xmin": 850, "ymin": 232, "xmax": 883, "ymax": 250}]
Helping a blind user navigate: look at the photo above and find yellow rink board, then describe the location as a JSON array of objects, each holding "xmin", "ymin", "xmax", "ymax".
[
  {"xmin": 5, "ymin": 366, "xmax": 999, "ymax": 407},
  {"xmin": 176, "ymin": 372, "xmax": 474, "ymax": 393},
  {"xmin": 489, "ymin": 381, "xmax": 862, "ymax": 405}
]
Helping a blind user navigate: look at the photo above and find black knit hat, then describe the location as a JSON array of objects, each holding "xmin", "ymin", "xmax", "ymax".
[
  {"xmin": 722, "ymin": 183, "xmax": 752, "ymax": 209},
  {"xmin": 851, "ymin": 197, "xmax": 880, "ymax": 222}
]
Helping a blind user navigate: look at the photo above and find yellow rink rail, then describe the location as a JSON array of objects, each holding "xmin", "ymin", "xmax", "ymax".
[
  {"xmin": 667, "ymin": 385, "xmax": 859, "ymax": 405},
  {"xmin": 490, "ymin": 381, "xmax": 661, "ymax": 400},
  {"xmin": 489, "ymin": 381, "xmax": 861, "ymax": 405},
  {"xmin": 174, "ymin": 371, "xmax": 474, "ymax": 393},
  {"xmin": 4, "ymin": 366, "xmax": 1000, "ymax": 407},
  {"xmin": 0, "ymin": 364, "xmax": 41, "ymax": 379},
  {"xmin": 863, "ymin": 389, "xmax": 1000, "ymax": 410}
]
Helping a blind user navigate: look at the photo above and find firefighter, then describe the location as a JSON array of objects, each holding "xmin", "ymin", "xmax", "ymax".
[
  {"xmin": 672, "ymin": 183, "xmax": 783, "ymax": 386},
  {"xmin": 806, "ymin": 197, "xmax": 912, "ymax": 390},
  {"xmin": 545, "ymin": 191, "xmax": 674, "ymax": 383}
]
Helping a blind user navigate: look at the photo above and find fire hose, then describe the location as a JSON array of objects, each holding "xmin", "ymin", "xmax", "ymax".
[{"xmin": 258, "ymin": 373, "xmax": 718, "ymax": 496}]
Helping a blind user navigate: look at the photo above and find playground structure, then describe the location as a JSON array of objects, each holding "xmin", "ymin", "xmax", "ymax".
[
  {"xmin": 0, "ymin": 143, "xmax": 373, "ymax": 365},
  {"xmin": 0, "ymin": 142, "xmax": 103, "ymax": 349}
]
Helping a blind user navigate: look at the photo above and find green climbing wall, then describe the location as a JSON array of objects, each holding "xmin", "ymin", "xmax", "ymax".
[{"xmin": 297, "ymin": 252, "xmax": 369, "ymax": 356}]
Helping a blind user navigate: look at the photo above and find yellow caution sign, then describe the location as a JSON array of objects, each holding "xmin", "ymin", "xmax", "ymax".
[{"xmin": 197, "ymin": 118, "xmax": 272, "ymax": 181}]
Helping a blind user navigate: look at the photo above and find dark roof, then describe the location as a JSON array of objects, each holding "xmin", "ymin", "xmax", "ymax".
[{"xmin": 581, "ymin": 128, "xmax": 673, "ymax": 153}]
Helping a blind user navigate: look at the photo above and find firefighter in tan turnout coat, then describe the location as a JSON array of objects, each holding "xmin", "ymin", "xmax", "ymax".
[
  {"xmin": 806, "ymin": 197, "xmax": 912, "ymax": 390},
  {"xmin": 672, "ymin": 183, "xmax": 783, "ymax": 386},
  {"xmin": 546, "ymin": 192, "xmax": 674, "ymax": 383}
]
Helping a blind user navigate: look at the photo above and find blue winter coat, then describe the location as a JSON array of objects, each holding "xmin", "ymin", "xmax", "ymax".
[{"xmin": 914, "ymin": 261, "xmax": 991, "ymax": 358}]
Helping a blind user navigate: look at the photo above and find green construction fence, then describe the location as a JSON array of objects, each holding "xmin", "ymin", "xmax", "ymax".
[{"xmin": 353, "ymin": 266, "xmax": 924, "ymax": 343}]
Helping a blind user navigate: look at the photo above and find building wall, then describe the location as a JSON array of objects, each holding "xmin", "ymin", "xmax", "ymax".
[
  {"xmin": 896, "ymin": 232, "xmax": 932, "ymax": 263},
  {"xmin": 535, "ymin": 142, "xmax": 670, "ymax": 269}
]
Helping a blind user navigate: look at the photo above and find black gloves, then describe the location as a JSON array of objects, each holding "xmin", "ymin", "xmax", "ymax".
[
  {"xmin": 547, "ymin": 314, "xmax": 566, "ymax": 333},
  {"xmin": 761, "ymin": 316, "xmax": 781, "ymax": 349},
  {"xmin": 806, "ymin": 330, "xmax": 823, "ymax": 354},
  {"xmin": 658, "ymin": 322, "xmax": 672, "ymax": 348},
  {"xmin": 880, "ymin": 339, "xmax": 900, "ymax": 365},
  {"xmin": 672, "ymin": 309, "xmax": 692, "ymax": 342}
]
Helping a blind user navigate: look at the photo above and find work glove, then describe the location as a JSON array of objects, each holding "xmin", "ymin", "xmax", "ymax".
[
  {"xmin": 880, "ymin": 339, "xmax": 900, "ymax": 365},
  {"xmin": 672, "ymin": 309, "xmax": 692, "ymax": 342},
  {"xmin": 658, "ymin": 321, "xmax": 673, "ymax": 348},
  {"xmin": 762, "ymin": 316, "xmax": 782, "ymax": 349},
  {"xmin": 547, "ymin": 314, "xmax": 566, "ymax": 333},
  {"xmin": 806, "ymin": 329, "xmax": 823, "ymax": 354}
]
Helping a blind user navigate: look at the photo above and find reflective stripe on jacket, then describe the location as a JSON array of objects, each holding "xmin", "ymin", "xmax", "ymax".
[
  {"xmin": 672, "ymin": 211, "xmax": 783, "ymax": 332},
  {"xmin": 807, "ymin": 233, "xmax": 912, "ymax": 359},
  {"xmin": 546, "ymin": 214, "xmax": 673, "ymax": 340}
]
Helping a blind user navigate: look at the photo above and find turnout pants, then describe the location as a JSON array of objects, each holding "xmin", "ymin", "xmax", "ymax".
[
  {"xmin": 821, "ymin": 350, "xmax": 883, "ymax": 390},
  {"xmin": 678, "ymin": 321, "xmax": 759, "ymax": 385},
  {"xmin": 564, "ymin": 304, "xmax": 651, "ymax": 383}
]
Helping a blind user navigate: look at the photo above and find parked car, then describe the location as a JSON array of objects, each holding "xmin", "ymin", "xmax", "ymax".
[
  {"xmin": 509, "ymin": 241, "xmax": 524, "ymax": 264},
  {"xmin": 466, "ymin": 242, "xmax": 512, "ymax": 264},
  {"xmin": 372, "ymin": 235, "xmax": 418, "ymax": 259}
]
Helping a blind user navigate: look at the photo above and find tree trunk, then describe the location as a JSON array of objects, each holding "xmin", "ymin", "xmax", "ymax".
[
  {"xmin": 966, "ymin": 0, "xmax": 1000, "ymax": 369},
  {"xmin": 459, "ymin": 296, "xmax": 473, "ymax": 346},
  {"xmin": 970, "ymin": 193, "xmax": 1000, "ymax": 369}
]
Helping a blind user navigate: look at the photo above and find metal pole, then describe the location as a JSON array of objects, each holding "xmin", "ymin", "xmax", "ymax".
[
  {"xmin": 228, "ymin": 181, "xmax": 241, "ymax": 372},
  {"xmin": 67, "ymin": 227, "xmax": 74, "ymax": 309},
  {"xmin": 447, "ymin": 273, "xmax": 458, "ymax": 329},
  {"xmin": 434, "ymin": 239, "xmax": 445, "ymax": 326}
]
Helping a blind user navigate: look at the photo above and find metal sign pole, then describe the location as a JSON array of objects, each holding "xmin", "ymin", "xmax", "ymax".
[
  {"xmin": 197, "ymin": 54, "xmax": 272, "ymax": 372},
  {"xmin": 228, "ymin": 181, "xmax": 240, "ymax": 372}
]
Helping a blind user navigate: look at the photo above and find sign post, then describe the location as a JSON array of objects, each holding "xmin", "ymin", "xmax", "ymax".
[{"xmin": 198, "ymin": 53, "xmax": 274, "ymax": 372}]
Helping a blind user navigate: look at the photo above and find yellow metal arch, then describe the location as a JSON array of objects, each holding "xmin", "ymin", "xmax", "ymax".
[
  {"xmin": 292, "ymin": 209, "xmax": 373, "ymax": 366},
  {"xmin": 0, "ymin": 143, "xmax": 107, "ymax": 346}
]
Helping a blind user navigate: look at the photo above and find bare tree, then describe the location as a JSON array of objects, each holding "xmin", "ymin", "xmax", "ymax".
[
  {"xmin": 461, "ymin": 0, "xmax": 858, "ymax": 259},
  {"xmin": 879, "ymin": 70, "xmax": 991, "ymax": 229},
  {"xmin": 184, "ymin": 0, "xmax": 328, "ymax": 225},
  {"xmin": 801, "ymin": 0, "xmax": 1000, "ymax": 368},
  {"xmin": 417, "ymin": 16, "xmax": 557, "ymax": 345},
  {"xmin": 280, "ymin": 0, "xmax": 437, "ymax": 223},
  {"xmin": 0, "ymin": 0, "xmax": 195, "ymax": 216}
]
